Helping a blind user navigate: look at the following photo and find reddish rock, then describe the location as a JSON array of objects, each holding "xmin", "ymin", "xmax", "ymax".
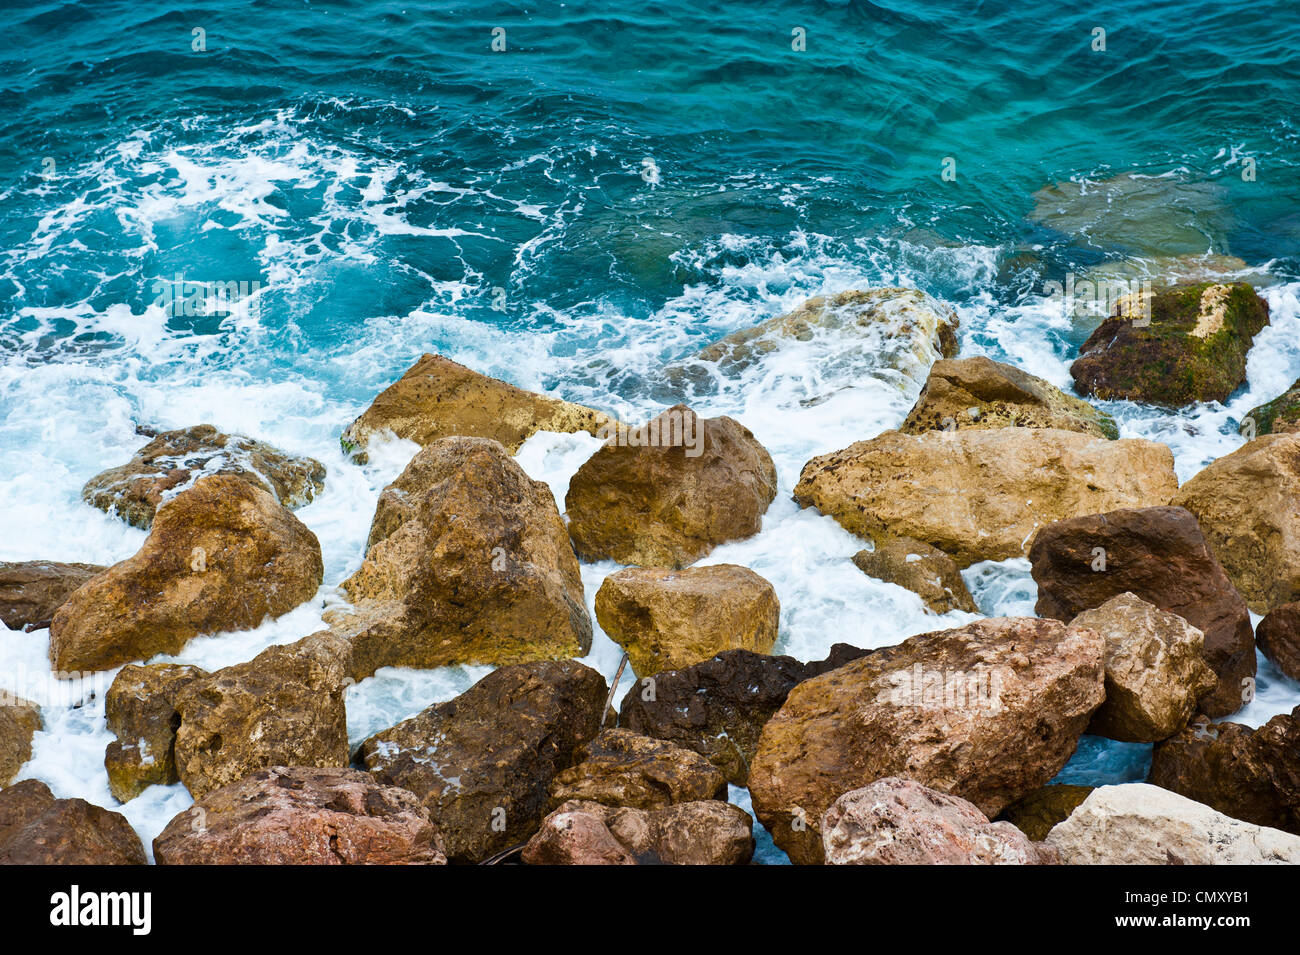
[
  {"xmin": 153, "ymin": 767, "xmax": 446, "ymax": 865},
  {"xmin": 821, "ymin": 778, "xmax": 1054, "ymax": 865},
  {"xmin": 1029, "ymin": 505, "xmax": 1255, "ymax": 717},
  {"xmin": 522, "ymin": 799, "xmax": 754, "ymax": 865},
  {"xmin": 548, "ymin": 729, "xmax": 727, "ymax": 810},
  {"xmin": 0, "ymin": 779, "xmax": 145, "ymax": 865}
]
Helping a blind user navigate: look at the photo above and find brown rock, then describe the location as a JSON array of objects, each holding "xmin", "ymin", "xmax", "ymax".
[
  {"xmin": 50, "ymin": 475, "xmax": 323, "ymax": 673},
  {"xmin": 617, "ymin": 647, "xmax": 869, "ymax": 785},
  {"xmin": 1257, "ymin": 603, "xmax": 1300, "ymax": 681},
  {"xmin": 821, "ymin": 778, "xmax": 1053, "ymax": 865},
  {"xmin": 548, "ymin": 729, "xmax": 727, "ymax": 810},
  {"xmin": 361, "ymin": 660, "xmax": 607, "ymax": 863},
  {"xmin": 1029, "ymin": 505, "xmax": 1256, "ymax": 717},
  {"xmin": 748, "ymin": 617, "xmax": 1105, "ymax": 864},
  {"xmin": 1069, "ymin": 594, "xmax": 1217, "ymax": 742},
  {"xmin": 82, "ymin": 424, "xmax": 325, "ymax": 529},
  {"xmin": 333, "ymin": 437, "xmax": 591, "ymax": 679},
  {"xmin": 0, "ymin": 779, "xmax": 145, "ymax": 864},
  {"xmin": 852, "ymin": 536, "xmax": 979, "ymax": 614},
  {"xmin": 565, "ymin": 405, "xmax": 778, "ymax": 568},
  {"xmin": 1244, "ymin": 378, "xmax": 1300, "ymax": 436},
  {"xmin": 793, "ymin": 428, "xmax": 1177, "ymax": 567},
  {"xmin": 154, "ymin": 767, "xmax": 447, "ymax": 864},
  {"xmin": 900, "ymin": 356, "xmax": 1118, "ymax": 439},
  {"xmin": 997, "ymin": 784, "xmax": 1094, "ymax": 842},
  {"xmin": 104, "ymin": 663, "xmax": 208, "ymax": 802},
  {"xmin": 173, "ymin": 632, "xmax": 349, "ymax": 798},
  {"xmin": 1148, "ymin": 706, "xmax": 1300, "ymax": 835},
  {"xmin": 341, "ymin": 353, "xmax": 611, "ymax": 460},
  {"xmin": 522, "ymin": 799, "xmax": 754, "ymax": 865},
  {"xmin": 594, "ymin": 564, "xmax": 779, "ymax": 676},
  {"xmin": 1172, "ymin": 433, "xmax": 1300, "ymax": 613},
  {"xmin": 0, "ymin": 695, "xmax": 41, "ymax": 787},
  {"xmin": 0, "ymin": 560, "xmax": 106, "ymax": 631}
]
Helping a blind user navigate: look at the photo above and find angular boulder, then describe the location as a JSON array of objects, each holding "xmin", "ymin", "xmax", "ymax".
[
  {"xmin": 1256, "ymin": 602, "xmax": 1300, "ymax": 680},
  {"xmin": 1148, "ymin": 706, "xmax": 1300, "ymax": 835},
  {"xmin": 996, "ymin": 784, "xmax": 1094, "ymax": 842},
  {"xmin": 1244, "ymin": 378, "xmax": 1300, "ymax": 436},
  {"xmin": 594, "ymin": 564, "xmax": 779, "ymax": 676},
  {"xmin": 1046, "ymin": 783, "xmax": 1300, "ymax": 864},
  {"xmin": 548, "ymin": 729, "xmax": 727, "ymax": 810},
  {"xmin": 521, "ymin": 799, "xmax": 754, "ymax": 865},
  {"xmin": 0, "ymin": 696, "xmax": 41, "ymax": 787},
  {"xmin": 793, "ymin": 428, "xmax": 1177, "ymax": 567},
  {"xmin": 565, "ymin": 405, "xmax": 778, "ymax": 568},
  {"xmin": 50, "ymin": 475, "xmax": 323, "ymax": 673},
  {"xmin": 334, "ymin": 437, "xmax": 591, "ymax": 679},
  {"xmin": 83, "ymin": 424, "xmax": 325, "ymax": 529},
  {"xmin": 154, "ymin": 767, "xmax": 447, "ymax": 865},
  {"xmin": 821, "ymin": 778, "xmax": 1053, "ymax": 865},
  {"xmin": 1069, "ymin": 593, "xmax": 1216, "ymax": 742},
  {"xmin": 1029, "ymin": 506, "xmax": 1255, "ymax": 717},
  {"xmin": 852, "ymin": 536, "xmax": 979, "ymax": 614},
  {"xmin": 104, "ymin": 663, "xmax": 208, "ymax": 802},
  {"xmin": 341, "ymin": 353, "xmax": 611, "ymax": 460},
  {"xmin": 0, "ymin": 779, "xmax": 145, "ymax": 865},
  {"xmin": 748, "ymin": 617, "xmax": 1105, "ymax": 864},
  {"xmin": 1070, "ymin": 282, "xmax": 1269, "ymax": 407},
  {"xmin": 1172, "ymin": 433, "xmax": 1300, "ymax": 613},
  {"xmin": 361, "ymin": 660, "xmax": 607, "ymax": 863},
  {"xmin": 173, "ymin": 632, "xmax": 349, "ymax": 798},
  {"xmin": 0, "ymin": 560, "xmax": 105, "ymax": 631},
  {"xmin": 901, "ymin": 356, "xmax": 1117, "ymax": 439}
]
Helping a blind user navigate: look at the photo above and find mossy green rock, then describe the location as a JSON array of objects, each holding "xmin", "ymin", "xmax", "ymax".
[
  {"xmin": 1070, "ymin": 282, "xmax": 1269, "ymax": 407},
  {"xmin": 1244, "ymin": 379, "xmax": 1300, "ymax": 436},
  {"xmin": 997, "ymin": 783, "xmax": 1094, "ymax": 841}
]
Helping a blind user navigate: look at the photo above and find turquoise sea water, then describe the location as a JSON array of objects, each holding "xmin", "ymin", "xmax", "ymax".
[{"xmin": 2, "ymin": 0, "xmax": 1300, "ymax": 861}]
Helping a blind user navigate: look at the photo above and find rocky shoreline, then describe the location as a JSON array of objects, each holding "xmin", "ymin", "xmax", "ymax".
[{"xmin": 3, "ymin": 280, "xmax": 1300, "ymax": 864}]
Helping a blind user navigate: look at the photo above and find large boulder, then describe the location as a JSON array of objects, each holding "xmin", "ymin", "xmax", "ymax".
[
  {"xmin": 1069, "ymin": 594, "xmax": 1216, "ymax": 742},
  {"xmin": 49, "ymin": 475, "xmax": 323, "ymax": 673},
  {"xmin": 82, "ymin": 424, "xmax": 325, "ymax": 529},
  {"xmin": 154, "ymin": 767, "xmax": 447, "ymax": 865},
  {"xmin": 667, "ymin": 287, "xmax": 959, "ymax": 392},
  {"xmin": 548, "ymin": 729, "xmax": 726, "ymax": 810},
  {"xmin": 617, "ymin": 647, "xmax": 870, "ymax": 785},
  {"xmin": 104, "ymin": 663, "xmax": 208, "ymax": 802},
  {"xmin": 852, "ymin": 536, "xmax": 979, "ymax": 614},
  {"xmin": 0, "ymin": 696, "xmax": 41, "ymax": 787},
  {"xmin": 594, "ymin": 564, "xmax": 779, "ymax": 676},
  {"xmin": 1070, "ymin": 282, "xmax": 1269, "ymax": 407},
  {"xmin": 793, "ymin": 428, "xmax": 1177, "ymax": 567},
  {"xmin": 1148, "ymin": 706, "xmax": 1300, "ymax": 835},
  {"xmin": 821, "ymin": 778, "xmax": 1053, "ymax": 865},
  {"xmin": 521, "ymin": 799, "xmax": 754, "ymax": 865},
  {"xmin": 996, "ymin": 784, "xmax": 1094, "ymax": 841},
  {"xmin": 1045, "ymin": 783, "xmax": 1300, "ymax": 864},
  {"xmin": 565, "ymin": 405, "xmax": 777, "ymax": 568},
  {"xmin": 360, "ymin": 660, "xmax": 607, "ymax": 863},
  {"xmin": 1256, "ymin": 602, "xmax": 1300, "ymax": 680},
  {"xmin": 901, "ymin": 356, "xmax": 1117, "ymax": 439},
  {"xmin": 173, "ymin": 632, "xmax": 349, "ymax": 798},
  {"xmin": 1244, "ymin": 378, "xmax": 1300, "ymax": 436},
  {"xmin": 341, "ymin": 353, "xmax": 611, "ymax": 460},
  {"xmin": 1172, "ymin": 433, "xmax": 1300, "ymax": 613},
  {"xmin": 748, "ymin": 617, "xmax": 1105, "ymax": 864},
  {"xmin": 0, "ymin": 779, "xmax": 145, "ymax": 865},
  {"xmin": 0, "ymin": 560, "xmax": 106, "ymax": 631},
  {"xmin": 1029, "ymin": 506, "xmax": 1255, "ymax": 717},
  {"xmin": 334, "ymin": 437, "xmax": 590, "ymax": 679}
]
